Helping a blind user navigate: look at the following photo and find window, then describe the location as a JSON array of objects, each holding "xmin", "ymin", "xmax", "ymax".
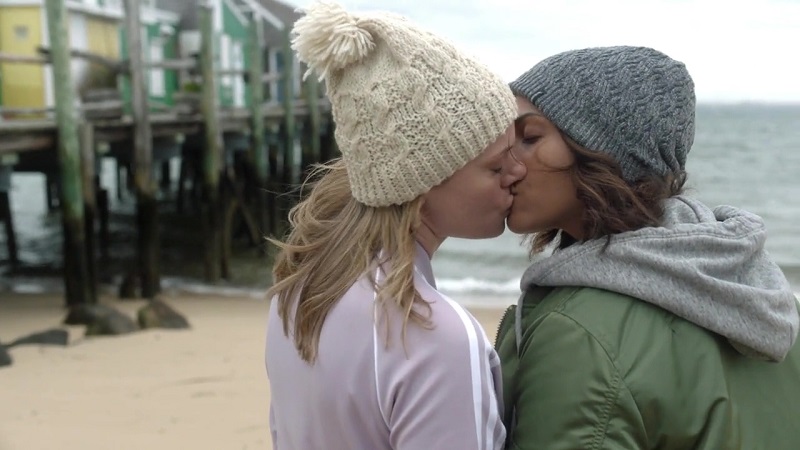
[
  {"xmin": 232, "ymin": 41, "xmax": 245, "ymax": 106},
  {"xmin": 220, "ymin": 34, "xmax": 232, "ymax": 87},
  {"xmin": 149, "ymin": 41, "xmax": 165, "ymax": 97}
]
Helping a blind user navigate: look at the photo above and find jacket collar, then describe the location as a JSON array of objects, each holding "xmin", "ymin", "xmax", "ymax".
[{"xmin": 414, "ymin": 241, "xmax": 436, "ymax": 289}]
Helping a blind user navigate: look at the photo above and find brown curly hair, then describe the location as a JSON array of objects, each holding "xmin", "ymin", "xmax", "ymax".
[{"xmin": 529, "ymin": 132, "xmax": 687, "ymax": 254}]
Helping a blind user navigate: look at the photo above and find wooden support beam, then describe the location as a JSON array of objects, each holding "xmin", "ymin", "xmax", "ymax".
[
  {"xmin": 124, "ymin": 0, "xmax": 160, "ymax": 298},
  {"xmin": 281, "ymin": 28, "xmax": 296, "ymax": 186},
  {"xmin": 221, "ymin": 187, "xmax": 234, "ymax": 280},
  {"xmin": 0, "ymin": 107, "xmax": 52, "ymax": 115},
  {"xmin": 200, "ymin": 4, "xmax": 224, "ymax": 282},
  {"xmin": 82, "ymin": 100, "xmax": 125, "ymax": 112},
  {"xmin": 0, "ymin": 120, "xmax": 57, "ymax": 132},
  {"xmin": 320, "ymin": 121, "xmax": 338, "ymax": 162},
  {"xmin": 0, "ymin": 190, "xmax": 18, "ymax": 267},
  {"xmin": 248, "ymin": 14, "xmax": 270, "ymax": 238},
  {"xmin": 116, "ymin": 160, "xmax": 125, "ymax": 201},
  {"xmin": 46, "ymin": 172, "xmax": 59, "ymax": 212},
  {"xmin": 0, "ymin": 164, "xmax": 18, "ymax": 267},
  {"xmin": 265, "ymin": 139, "xmax": 283, "ymax": 237},
  {"xmin": 142, "ymin": 58, "xmax": 196, "ymax": 71},
  {"xmin": 0, "ymin": 135, "xmax": 54, "ymax": 154},
  {"xmin": 44, "ymin": 0, "xmax": 94, "ymax": 306},
  {"xmin": 37, "ymin": 46, "xmax": 123, "ymax": 71},
  {"xmin": 0, "ymin": 100, "xmax": 123, "ymax": 117},
  {"xmin": 275, "ymin": 28, "xmax": 297, "ymax": 237},
  {"xmin": 303, "ymin": 70, "xmax": 321, "ymax": 170},
  {"xmin": 97, "ymin": 185, "xmax": 110, "ymax": 261},
  {"xmin": 0, "ymin": 52, "xmax": 48, "ymax": 64},
  {"xmin": 29, "ymin": 47, "xmax": 194, "ymax": 74},
  {"xmin": 217, "ymin": 69, "xmax": 247, "ymax": 77},
  {"xmin": 80, "ymin": 123, "xmax": 98, "ymax": 300}
]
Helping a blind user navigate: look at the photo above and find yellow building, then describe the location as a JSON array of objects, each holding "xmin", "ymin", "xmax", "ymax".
[{"xmin": 0, "ymin": 0, "xmax": 122, "ymax": 114}]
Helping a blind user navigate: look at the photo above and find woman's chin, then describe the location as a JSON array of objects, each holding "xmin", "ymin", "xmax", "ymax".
[{"xmin": 505, "ymin": 216, "xmax": 529, "ymax": 235}]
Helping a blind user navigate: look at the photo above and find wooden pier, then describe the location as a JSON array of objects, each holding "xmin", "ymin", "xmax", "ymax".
[{"xmin": 0, "ymin": 0, "xmax": 335, "ymax": 306}]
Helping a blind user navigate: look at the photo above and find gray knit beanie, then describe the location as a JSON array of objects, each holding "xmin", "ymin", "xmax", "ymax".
[{"xmin": 510, "ymin": 46, "xmax": 696, "ymax": 184}]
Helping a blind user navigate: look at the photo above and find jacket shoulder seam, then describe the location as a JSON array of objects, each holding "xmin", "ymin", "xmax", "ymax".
[
  {"xmin": 536, "ymin": 310, "xmax": 632, "ymax": 449},
  {"xmin": 591, "ymin": 368, "xmax": 623, "ymax": 449}
]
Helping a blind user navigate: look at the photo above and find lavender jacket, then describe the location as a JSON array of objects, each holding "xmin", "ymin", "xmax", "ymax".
[{"xmin": 265, "ymin": 243, "xmax": 505, "ymax": 449}]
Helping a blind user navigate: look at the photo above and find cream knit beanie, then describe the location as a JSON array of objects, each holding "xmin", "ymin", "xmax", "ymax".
[{"xmin": 291, "ymin": 2, "xmax": 517, "ymax": 207}]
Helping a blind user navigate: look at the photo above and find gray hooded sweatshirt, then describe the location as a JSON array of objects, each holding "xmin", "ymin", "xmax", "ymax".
[{"xmin": 520, "ymin": 195, "xmax": 799, "ymax": 362}]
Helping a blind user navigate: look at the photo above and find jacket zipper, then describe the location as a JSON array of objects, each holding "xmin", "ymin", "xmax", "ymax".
[{"xmin": 494, "ymin": 304, "xmax": 516, "ymax": 351}]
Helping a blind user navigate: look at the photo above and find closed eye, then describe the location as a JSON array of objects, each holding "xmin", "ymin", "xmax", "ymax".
[{"xmin": 522, "ymin": 136, "xmax": 541, "ymax": 145}]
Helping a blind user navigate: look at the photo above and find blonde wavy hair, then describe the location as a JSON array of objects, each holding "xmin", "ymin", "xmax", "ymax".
[{"xmin": 267, "ymin": 158, "xmax": 431, "ymax": 364}]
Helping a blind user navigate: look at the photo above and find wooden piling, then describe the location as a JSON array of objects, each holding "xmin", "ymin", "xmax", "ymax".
[
  {"xmin": 44, "ymin": 0, "xmax": 93, "ymax": 306},
  {"xmin": 302, "ymin": 71, "xmax": 321, "ymax": 170},
  {"xmin": 160, "ymin": 160, "xmax": 171, "ymax": 192},
  {"xmin": 97, "ymin": 184, "xmax": 110, "ymax": 261},
  {"xmin": 45, "ymin": 172, "xmax": 58, "ymax": 211},
  {"xmin": 267, "ymin": 123, "xmax": 281, "ymax": 235},
  {"xmin": 0, "ymin": 188, "xmax": 18, "ymax": 267},
  {"xmin": 320, "ymin": 122, "xmax": 338, "ymax": 163},
  {"xmin": 200, "ymin": 4, "xmax": 223, "ymax": 282},
  {"xmin": 79, "ymin": 123, "xmax": 98, "ymax": 301},
  {"xmin": 221, "ymin": 186, "xmax": 234, "ymax": 280},
  {"xmin": 116, "ymin": 162, "xmax": 125, "ymax": 201},
  {"xmin": 281, "ymin": 28, "xmax": 296, "ymax": 186},
  {"xmin": 0, "ymin": 157, "xmax": 19, "ymax": 267},
  {"xmin": 276, "ymin": 27, "xmax": 297, "ymax": 236},
  {"xmin": 176, "ymin": 156, "xmax": 189, "ymax": 214},
  {"xmin": 123, "ymin": 0, "xmax": 160, "ymax": 298},
  {"xmin": 248, "ymin": 14, "xmax": 270, "ymax": 239}
]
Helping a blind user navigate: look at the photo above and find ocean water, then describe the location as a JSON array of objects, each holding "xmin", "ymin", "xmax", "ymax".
[{"xmin": 1, "ymin": 104, "xmax": 799, "ymax": 305}]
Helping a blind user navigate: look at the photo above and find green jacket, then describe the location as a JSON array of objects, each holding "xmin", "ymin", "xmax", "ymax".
[{"xmin": 495, "ymin": 286, "xmax": 800, "ymax": 450}]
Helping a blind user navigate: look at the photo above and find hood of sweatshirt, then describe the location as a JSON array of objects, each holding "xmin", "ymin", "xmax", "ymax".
[{"xmin": 520, "ymin": 195, "xmax": 799, "ymax": 362}]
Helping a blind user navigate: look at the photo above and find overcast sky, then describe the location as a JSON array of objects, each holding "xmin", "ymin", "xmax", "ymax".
[{"xmin": 284, "ymin": 0, "xmax": 800, "ymax": 103}]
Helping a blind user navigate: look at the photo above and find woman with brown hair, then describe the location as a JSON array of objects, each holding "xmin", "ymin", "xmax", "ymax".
[
  {"xmin": 497, "ymin": 46, "xmax": 800, "ymax": 449},
  {"xmin": 265, "ymin": 2, "xmax": 523, "ymax": 449}
]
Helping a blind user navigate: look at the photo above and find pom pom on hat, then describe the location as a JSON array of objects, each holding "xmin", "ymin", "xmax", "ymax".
[{"xmin": 291, "ymin": 2, "xmax": 376, "ymax": 81}]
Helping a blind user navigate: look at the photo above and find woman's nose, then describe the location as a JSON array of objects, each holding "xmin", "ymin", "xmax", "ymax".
[{"xmin": 501, "ymin": 147, "xmax": 526, "ymax": 188}]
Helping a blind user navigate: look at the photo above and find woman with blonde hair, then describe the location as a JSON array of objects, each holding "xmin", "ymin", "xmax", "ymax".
[{"xmin": 265, "ymin": 3, "xmax": 523, "ymax": 449}]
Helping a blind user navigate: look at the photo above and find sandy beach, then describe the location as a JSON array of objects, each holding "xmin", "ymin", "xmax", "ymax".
[{"xmin": 0, "ymin": 292, "xmax": 506, "ymax": 450}]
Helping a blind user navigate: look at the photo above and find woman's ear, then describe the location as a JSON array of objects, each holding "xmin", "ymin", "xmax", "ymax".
[{"xmin": 414, "ymin": 194, "xmax": 429, "ymax": 231}]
